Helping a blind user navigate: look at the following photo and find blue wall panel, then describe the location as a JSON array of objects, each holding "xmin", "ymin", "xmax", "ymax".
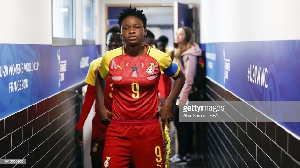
[
  {"xmin": 201, "ymin": 40, "xmax": 300, "ymax": 136},
  {"xmin": 0, "ymin": 44, "xmax": 101, "ymax": 119}
]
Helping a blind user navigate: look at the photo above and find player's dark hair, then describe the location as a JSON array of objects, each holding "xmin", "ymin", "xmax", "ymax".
[
  {"xmin": 118, "ymin": 5, "xmax": 147, "ymax": 28},
  {"xmin": 106, "ymin": 26, "xmax": 121, "ymax": 38},
  {"xmin": 157, "ymin": 35, "xmax": 169, "ymax": 44},
  {"xmin": 145, "ymin": 29, "xmax": 155, "ymax": 39}
]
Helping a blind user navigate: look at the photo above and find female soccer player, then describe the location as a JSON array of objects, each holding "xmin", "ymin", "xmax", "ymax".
[
  {"xmin": 95, "ymin": 6, "xmax": 185, "ymax": 168},
  {"xmin": 75, "ymin": 26, "xmax": 122, "ymax": 168}
]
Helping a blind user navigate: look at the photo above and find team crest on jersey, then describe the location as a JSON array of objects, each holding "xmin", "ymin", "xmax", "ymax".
[
  {"xmin": 92, "ymin": 143, "xmax": 98, "ymax": 152},
  {"xmin": 146, "ymin": 63, "xmax": 155, "ymax": 75},
  {"xmin": 104, "ymin": 157, "xmax": 111, "ymax": 167}
]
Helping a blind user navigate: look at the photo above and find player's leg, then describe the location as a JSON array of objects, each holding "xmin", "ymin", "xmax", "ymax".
[
  {"xmin": 91, "ymin": 116, "xmax": 107, "ymax": 167},
  {"xmin": 132, "ymin": 122, "xmax": 165, "ymax": 168},
  {"xmin": 102, "ymin": 124, "xmax": 132, "ymax": 167}
]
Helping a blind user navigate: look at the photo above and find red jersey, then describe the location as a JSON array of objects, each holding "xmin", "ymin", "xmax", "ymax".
[
  {"xmin": 98, "ymin": 45, "xmax": 180, "ymax": 120},
  {"xmin": 76, "ymin": 57, "xmax": 112, "ymax": 130}
]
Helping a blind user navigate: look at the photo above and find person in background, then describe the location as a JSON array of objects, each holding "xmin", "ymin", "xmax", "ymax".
[
  {"xmin": 157, "ymin": 35, "xmax": 173, "ymax": 106},
  {"xmin": 75, "ymin": 26, "xmax": 122, "ymax": 168},
  {"xmin": 169, "ymin": 26, "xmax": 202, "ymax": 164},
  {"xmin": 143, "ymin": 29, "xmax": 156, "ymax": 48},
  {"xmin": 95, "ymin": 6, "xmax": 185, "ymax": 168},
  {"xmin": 156, "ymin": 35, "xmax": 171, "ymax": 56}
]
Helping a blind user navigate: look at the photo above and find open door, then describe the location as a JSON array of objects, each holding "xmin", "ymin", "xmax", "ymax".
[{"xmin": 174, "ymin": 2, "xmax": 198, "ymax": 42}]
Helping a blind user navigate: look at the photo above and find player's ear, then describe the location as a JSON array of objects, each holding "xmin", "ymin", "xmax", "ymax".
[{"xmin": 144, "ymin": 28, "xmax": 147, "ymax": 36}]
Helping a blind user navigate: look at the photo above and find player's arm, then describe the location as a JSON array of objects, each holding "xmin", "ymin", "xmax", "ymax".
[
  {"xmin": 159, "ymin": 61, "xmax": 185, "ymax": 126},
  {"xmin": 160, "ymin": 70, "xmax": 185, "ymax": 126},
  {"xmin": 75, "ymin": 84, "xmax": 95, "ymax": 146},
  {"xmin": 75, "ymin": 60, "xmax": 98, "ymax": 146},
  {"xmin": 95, "ymin": 69, "xmax": 112, "ymax": 126}
]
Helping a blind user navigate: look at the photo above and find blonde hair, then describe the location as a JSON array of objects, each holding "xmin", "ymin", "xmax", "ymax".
[{"xmin": 174, "ymin": 26, "xmax": 194, "ymax": 61}]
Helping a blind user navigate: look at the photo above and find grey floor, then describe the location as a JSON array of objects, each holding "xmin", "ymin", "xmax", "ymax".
[{"xmin": 168, "ymin": 131, "xmax": 206, "ymax": 168}]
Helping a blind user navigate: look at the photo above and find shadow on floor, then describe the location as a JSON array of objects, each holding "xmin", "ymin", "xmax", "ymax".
[{"xmin": 169, "ymin": 154, "xmax": 206, "ymax": 168}]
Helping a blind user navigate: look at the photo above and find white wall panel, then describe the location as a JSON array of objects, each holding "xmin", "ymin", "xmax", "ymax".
[
  {"xmin": 200, "ymin": 0, "xmax": 300, "ymax": 43},
  {"xmin": 0, "ymin": 0, "xmax": 52, "ymax": 44}
]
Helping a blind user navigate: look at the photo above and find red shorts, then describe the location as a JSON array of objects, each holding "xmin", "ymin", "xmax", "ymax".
[
  {"xmin": 102, "ymin": 119, "xmax": 165, "ymax": 168},
  {"xmin": 90, "ymin": 114, "xmax": 107, "ymax": 158}
]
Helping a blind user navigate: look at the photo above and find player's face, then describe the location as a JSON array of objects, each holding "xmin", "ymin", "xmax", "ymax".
[
  {"xmin": 121, "ymin": 16, "xmax": 146, "ymax": 46},
  {"xmin": 175, "ymin": 28, "xmax": 186, "ymax": 44},
  {"xmin": 106, "ymin": 32, "xmax": 123, "ymax": 51},
  {"xmin": 157, "ymin": 42, "xmax": 166, "ymax": 52},
  {"xmin": 143, "ymin": 37, "xmax": 155, "ymax": 47}
]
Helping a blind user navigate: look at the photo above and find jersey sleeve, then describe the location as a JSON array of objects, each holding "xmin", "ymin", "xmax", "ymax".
[
  {"xmin": 148, "ymin": 48, "xmax": 180, "ymax": 78},
  {"xmin": 165, "ymin": 48, "xmax": 172, "ymax": 57},
  {"xmin": 85, "ymin": 58, "xmax": 102, "ymax": 86},
  {"xmin": 98, "ymin": 47, "xmax": 123, "ymax": 79},
  {"xmin": 98, "ymin": 55, "xmax": 109, "ymax": 79}
]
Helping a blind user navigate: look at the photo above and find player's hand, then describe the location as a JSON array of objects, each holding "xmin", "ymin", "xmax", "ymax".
[
  {"xmin": 158, "ymin": 101, "xmax": 173, "ymax": 128},
  {"xmin": 98, "ymin": 108, "xmax": 112, "ymax": 126},
  {"xmin": 75, "ymin": 129, "xmax": 83, "ymax": 146},
  {"xmin": 159, "ymin": 97, "xmax": 166, "ymax": 106}
]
